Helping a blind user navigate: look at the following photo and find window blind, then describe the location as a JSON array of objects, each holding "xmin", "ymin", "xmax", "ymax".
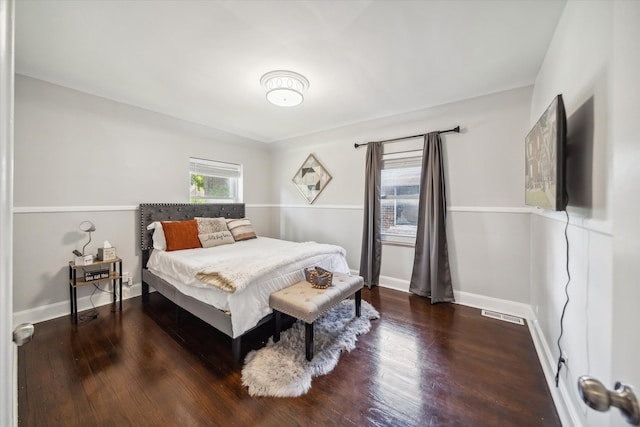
[{"xmin": 189, "ymin": 158, "xmax": 241, "ymax": 178}]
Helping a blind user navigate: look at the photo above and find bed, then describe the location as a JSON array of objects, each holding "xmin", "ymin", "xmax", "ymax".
[{"xmin": 139, "ymin": 203, "xmax": 350, "ymax": 361}]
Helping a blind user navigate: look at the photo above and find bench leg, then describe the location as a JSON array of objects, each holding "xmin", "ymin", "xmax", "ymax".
[
  {"xmin": 305, "ymin": 322, "xmax": 314, "ymax": 361},
  {"xmin": 355, "ymin": 289, "xmax": 362, "ymax": 318},
  {"xmin": 274, "ymin": 310, "xmax": 282, "ymax": 342}
]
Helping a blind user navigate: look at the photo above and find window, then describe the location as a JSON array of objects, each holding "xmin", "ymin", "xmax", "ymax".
[
  {"xmin": 381, "ymin": 150, "xmax": 422, "ymax": 245},
  {"xmin": 189, "ymin": 158, "xmax": 242, "ymax": 203}
]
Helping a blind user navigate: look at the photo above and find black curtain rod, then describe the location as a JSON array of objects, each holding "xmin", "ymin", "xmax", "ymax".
[{"xmin": 353, "ymin": 126, "xmax": 460, "ymax": 149}]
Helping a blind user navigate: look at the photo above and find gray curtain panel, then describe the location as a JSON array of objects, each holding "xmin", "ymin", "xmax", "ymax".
[
  {"xmin": 409, "ymin": 132, "xmax": 454, "ymax": 303},
  {"xmin": 359, "ymin": 141, "xmax": 383, "ymax": 288}
]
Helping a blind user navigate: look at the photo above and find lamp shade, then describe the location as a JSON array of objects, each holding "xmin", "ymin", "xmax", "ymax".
[
  {"xmin": 79, "ymin": 221, "xmax": 96, "ymax": 232},
  {"xmin": 260, "ymin": 70, "xmax": 309, "ymax": 107}
]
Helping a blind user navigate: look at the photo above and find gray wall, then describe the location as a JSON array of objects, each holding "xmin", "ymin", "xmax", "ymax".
[
  {"xmin": 270, "ymin": 86, "xmax": 533, "ymax": 305},
  {"xmin": 13, "ymin": 75, "xmax": 273, "ymax": 320}
]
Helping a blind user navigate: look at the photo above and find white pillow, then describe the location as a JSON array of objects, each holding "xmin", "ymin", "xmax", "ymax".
[
  {"xmin": 198, "ymin": 231, "xmax": 235, "ymax": 248},
  {"xmin": 195, "ymin": 217, "xmax": 229, "ymax": 234},
  {"xmin": 146, "ymin": 221, "xmax": 167, "ymax": 251},
  {"xmin": 226, "ymin": 218, "xmax": 257, "ymax": 241}
]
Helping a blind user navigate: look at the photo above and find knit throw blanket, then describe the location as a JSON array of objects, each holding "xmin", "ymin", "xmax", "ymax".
[{"xmin": 195, "ymin": 242, "xmax": 346, "ymax": 293}]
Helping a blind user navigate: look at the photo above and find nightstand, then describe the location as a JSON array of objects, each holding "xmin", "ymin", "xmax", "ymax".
[{"xmin": 68, "ymin": 257, "xmax": 122, "ymax": 323}]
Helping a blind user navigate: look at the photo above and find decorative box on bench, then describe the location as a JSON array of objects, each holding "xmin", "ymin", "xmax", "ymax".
[{"xmin": 84, "ymin": 269, "xmax": 110, "ymax": 281}]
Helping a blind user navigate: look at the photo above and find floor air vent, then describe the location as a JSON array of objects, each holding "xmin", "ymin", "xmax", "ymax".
[{"xmin": 481, "ymin": 310, "xmax": 525, "ymax": 325}]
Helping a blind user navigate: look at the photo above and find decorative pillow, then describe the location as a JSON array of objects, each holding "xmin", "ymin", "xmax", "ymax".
[
  {"xmin": 226, "ymin": 218, "xmax": 257, "ymax": 241},
  {"xmin": 161, "ymin": 220, "xmax": 201, "ymax": 251},
  {"xmin": 198, "ymin": 231, "xmax": 235, "ymax": 248},
  {"xmin": 195, "ymin": 217, "xmax": 229, "ymax": 234},
  {"xmin": 146, "ymin": 221, "xmax": 167, "ymax": 251}
]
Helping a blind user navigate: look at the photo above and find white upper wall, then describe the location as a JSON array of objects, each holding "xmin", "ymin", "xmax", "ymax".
[
  {"xmin": 271, "ymin": 86, "xmax": 533, "ymax": 209},
  {"xmin": 14, "ymin": 75, "xmax": 272, "ymax": 207}
]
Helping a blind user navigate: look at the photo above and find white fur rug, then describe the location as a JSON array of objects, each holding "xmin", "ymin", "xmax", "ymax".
[{"xmin": 241, "ymin": 299, "xmax": 379, "ymax": 397}]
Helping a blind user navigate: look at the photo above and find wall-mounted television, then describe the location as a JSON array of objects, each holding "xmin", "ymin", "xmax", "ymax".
[{"xmin": 525, "ymin": 94, "xmax": 567, "ymax": 211}]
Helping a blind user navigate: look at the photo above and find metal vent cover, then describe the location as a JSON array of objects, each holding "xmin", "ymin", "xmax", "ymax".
[{"xmin": 481, "ymin": 309, "xmax": 525, "ymax": 325}]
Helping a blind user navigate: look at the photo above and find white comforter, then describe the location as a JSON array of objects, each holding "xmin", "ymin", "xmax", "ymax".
[{"xmin": 147, "ymin": 237, "xmax": 351, "ymax": 337}]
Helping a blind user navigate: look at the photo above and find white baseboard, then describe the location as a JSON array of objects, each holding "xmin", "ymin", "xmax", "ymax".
[
  {"xmin": 12, "ymin": 282, "xmax": 143, "ymax": 327},
  {"xmin": 453, "ymin": 290, "xmax": 532, "ymax": 320},
  {"xmin": 378, "ymin": 274, "xmax": 410, "ymax": 293},
  {"xmin": 528, "ymin": 311, "xmax": 583, "ymax": 427},
  {"xmin": 373, "ymin": 273, "xmax": 533, "ymax": 320}
]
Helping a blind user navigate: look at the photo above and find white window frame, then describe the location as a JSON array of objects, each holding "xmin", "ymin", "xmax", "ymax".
[
  {"xmin": 380, "ymin": 148, "xmax": 422, "ymax": 246},
  {"xmin": 189, "ymin": 158, "xmax": 243, "ymax": 203}
]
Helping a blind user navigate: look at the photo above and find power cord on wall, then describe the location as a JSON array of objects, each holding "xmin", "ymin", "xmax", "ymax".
[{"xmin": 554, "ymin": 194, "xmax": 571, "ymax": 387}]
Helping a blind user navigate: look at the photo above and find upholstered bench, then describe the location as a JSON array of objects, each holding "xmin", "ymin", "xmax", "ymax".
[{"xmin": 269, "ymin": 273, "xmax": 364, "ymax": 361}]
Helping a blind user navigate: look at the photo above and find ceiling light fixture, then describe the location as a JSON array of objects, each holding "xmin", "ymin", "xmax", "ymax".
[{"xmin": 260, "ymin": 70, "xmax": 309, "ymax": 107}]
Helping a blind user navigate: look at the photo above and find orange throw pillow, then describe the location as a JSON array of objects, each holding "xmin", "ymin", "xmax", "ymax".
[{"xmin": 161, "ymin": 220, "xmax": 201, "ymax": 251}]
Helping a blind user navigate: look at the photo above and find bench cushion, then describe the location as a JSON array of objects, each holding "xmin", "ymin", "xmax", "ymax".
[{"xmin": 269, "ymin": 273, "xmax": 364, "ymax": 324}]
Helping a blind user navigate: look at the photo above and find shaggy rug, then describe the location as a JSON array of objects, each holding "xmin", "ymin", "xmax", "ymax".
[{"xmin": 241, "ymin": 299, "xmax": 379, "ymax": 397}]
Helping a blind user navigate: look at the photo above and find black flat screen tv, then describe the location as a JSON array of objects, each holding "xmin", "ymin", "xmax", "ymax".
[{"xmin": 525, "ymin": 94, "xmax": 567, "ymax": 211}]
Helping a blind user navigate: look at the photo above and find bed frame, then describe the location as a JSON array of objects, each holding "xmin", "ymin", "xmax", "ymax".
[{"xmin": 139, "ymin": 203, "xmax": 273, "ymax": 362}]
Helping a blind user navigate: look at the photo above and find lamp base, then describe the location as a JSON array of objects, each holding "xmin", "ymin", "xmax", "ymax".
[{"xmin": 74, "ymin": 255, "xmax": 94, "ymax": 266}]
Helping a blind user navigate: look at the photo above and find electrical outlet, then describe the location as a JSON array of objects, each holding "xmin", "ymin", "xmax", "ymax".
[{"xmin": 121, "ymin": 271, "xmax": 133, "ymax": 287}]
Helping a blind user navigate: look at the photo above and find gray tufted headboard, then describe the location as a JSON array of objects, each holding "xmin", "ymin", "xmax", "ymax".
[{"xmin": 139, "ymin": 203, "xmax": 245, "ymax": 267}]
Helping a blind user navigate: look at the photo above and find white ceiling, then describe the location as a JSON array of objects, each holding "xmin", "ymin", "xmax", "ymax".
[{"xmin": 15, "ymin": 0, "xmax": 565, "ymax": 143}]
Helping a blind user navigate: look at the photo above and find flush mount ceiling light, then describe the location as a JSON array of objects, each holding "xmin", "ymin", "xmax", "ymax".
[{"xmin": 260, "ymin": 70, "xmax": 309, "ymax": 107}]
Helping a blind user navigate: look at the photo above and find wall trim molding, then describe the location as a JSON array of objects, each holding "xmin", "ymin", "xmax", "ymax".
[
  {"xmin": 448, "ymin": 206, "xmax": 532, "ymax": 214},
  {"xmin": 7, "ymin": 203, "xmax": 542, "ymax": 216},
  {"xmin": 12, "ymin": 203, "xmax": 612, "ymax": 236},
  {"xmin": 13, "ymin": 205, "xmax": 139, "ymax": 214},
  {"xmin": 532, "ymin": 208, "xmax": 612, "ymax": 236},
  {"xmin": 245, "ymin": 204, "xmax": 277, "ymax": 208},
  {"xmin": 277, "ymin": 204, "xmax": 363, "ymax": 210},
  {"xmin": 276, "ymin": 204, "xmax": 533, "ymax": 213},
  {"xmin": 13, "ymin": 204, "xmax": 275, "ymax": 213},
  {"xmin": 12, "ymin": 283, "xmax": 142, "ymax": 326}
]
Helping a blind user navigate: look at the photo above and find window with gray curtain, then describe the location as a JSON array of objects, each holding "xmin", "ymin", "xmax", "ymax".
[{"xmin": 381, "ymin": 152, "xmax": 422, "ymax": 245}]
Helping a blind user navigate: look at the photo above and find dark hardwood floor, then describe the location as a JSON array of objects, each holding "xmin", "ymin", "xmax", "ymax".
[{"xmin": 18, "ymin": 287, "xmax": 560, "ymax": 426}]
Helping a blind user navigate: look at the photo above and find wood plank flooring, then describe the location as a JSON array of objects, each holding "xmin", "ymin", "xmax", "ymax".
[{"xmin": 18, "ymin": 287, "xmax": 560, "ymax": 426}]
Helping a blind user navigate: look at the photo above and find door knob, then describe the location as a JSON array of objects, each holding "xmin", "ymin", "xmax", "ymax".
[{"xmin": 578, "ymin": 376, "xmax": 640, "ymax": 425}]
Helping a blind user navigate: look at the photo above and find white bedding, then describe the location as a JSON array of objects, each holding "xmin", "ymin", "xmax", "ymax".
[{"xmin": 146, "ymin": 237, "xmax": 350, "ymax": 337}]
